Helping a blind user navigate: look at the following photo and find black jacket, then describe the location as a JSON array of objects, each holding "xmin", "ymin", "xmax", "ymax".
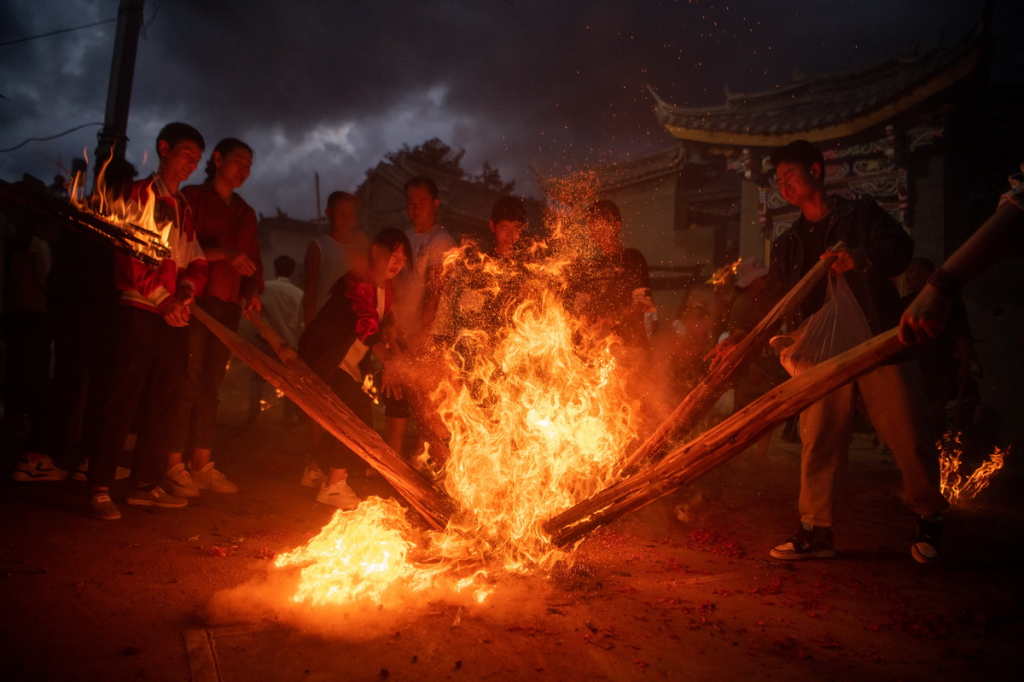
[{"xmin": 769, "ymin": 196, "xmax": 912, "ymax": 334}]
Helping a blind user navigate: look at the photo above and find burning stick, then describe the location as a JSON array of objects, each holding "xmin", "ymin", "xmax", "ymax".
[
  {"xmin": 617, "ymin": 244, "xmax": 843, "ymax": 474},
  {"xmin": 0, "ymin": 177, "xmax": 170, "ymax": 266},
  {"xmin": 190, "ymin": 305, "xmax": 452, "ymax": 530},
  {"xmin": 546, "ymin": 327, "xmax": 907, "ymax": 547}
]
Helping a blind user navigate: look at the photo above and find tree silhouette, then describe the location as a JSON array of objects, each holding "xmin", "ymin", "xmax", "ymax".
[{"xmin": 383, "ymin": 138, "xmax": 515, "ymax": 193}]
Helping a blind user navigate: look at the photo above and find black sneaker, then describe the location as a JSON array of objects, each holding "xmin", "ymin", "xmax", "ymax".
[
  {"xmin": 911, "ymin": 516, "xmax": 944, "ymax": 564},
  {"xmin": 126, "ymin": 485, "xmax": 187, "ymax": 508},
  {"xmin": 770, "ymin": 524, "xmax": 836, "ymax": 560},
  {"xmin": 89, "ymin": 491, "xmax": 122, "ymax": 521}
]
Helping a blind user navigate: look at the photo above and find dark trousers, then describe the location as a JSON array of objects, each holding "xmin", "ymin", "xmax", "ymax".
[
  {"xmin": 2, "ymin": 311, "xmax": 52, "ymax": 416},
  {"xmin": 85, "ymin": 306, "xmax": 189, "ymax": 488},
  {"xmin": 249, "ymin": 335, "xmax": 299, "ymax": 420},
  {"xmin": 170, "ymin": 297, "xmax": 240, "ymax": 452},
  {"xmin": 314, "ymin": 369, "xmax": 372, "ymax": 472},
  {"xmin": 24, "ymin": 301, "xmax": 115, "ymax": 466}
]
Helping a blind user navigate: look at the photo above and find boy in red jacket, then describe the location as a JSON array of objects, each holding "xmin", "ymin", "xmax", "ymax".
[{"xmin": 84, "ymin": 123, "xmax": 209, "ymax": 520}]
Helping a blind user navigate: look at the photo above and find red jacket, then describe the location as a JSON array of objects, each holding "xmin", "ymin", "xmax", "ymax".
[
  {"xmin": 181, "ymin": 183, "xmax": 263, "ymax": 304},
  {"xmin": 298, "ymin": 271, "xmax": 392, "ymax": 380},
  {"xmin": 115, "ymin": 175, "xmax": 208, "ymax": 313}
]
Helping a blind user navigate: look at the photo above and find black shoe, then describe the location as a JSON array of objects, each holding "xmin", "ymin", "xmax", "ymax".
[
  {"xmin": 911, "ymin": 516, "xmax": 943, "ymax": 564},
  {"xmin": 770, "ymin": 524, "xmax": 835, "ymax": 560}
]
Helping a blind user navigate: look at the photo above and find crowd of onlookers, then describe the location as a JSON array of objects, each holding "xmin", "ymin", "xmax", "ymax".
[
  {"xmin": 0, "ymin": 121, "xmax": 669, "ymax": 521},
  {"xmin": 3, "ymin": 123, "xmax": 1020, "ymax": 568}
]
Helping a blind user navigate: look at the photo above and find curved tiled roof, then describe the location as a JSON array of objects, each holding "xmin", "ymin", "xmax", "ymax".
[{"xmin": 652, "ymin": 25, "xmax": 986, "ymax": 146}]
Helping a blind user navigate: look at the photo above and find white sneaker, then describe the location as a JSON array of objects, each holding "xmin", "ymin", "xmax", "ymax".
[
  {"xmin": 163, "ymin": 462, "xmax": 200, "ymax": 498},
  {"xmin": 11, "ymin": 455, "xmax": 68, "ymax": 482},
  {"xmin": 300, "ymin": 464, "xmax": 326, "ymax": 488},
  {"xmin": 316, "ymin": 479, "xmax": 361, "ymax": 509},
  {"xmin": 189, "ymin": 462, "xmax": 238, "ymax": 493}
]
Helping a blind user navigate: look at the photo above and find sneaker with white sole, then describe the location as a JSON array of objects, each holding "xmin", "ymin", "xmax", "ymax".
[
  {"xmin": 73, "ymin": 460, "xmax": 131, "ymax": 482},
  {"xmin": 11, "ymin": 455, "xmax": 69, "ymax": 482},
  {"xmin": 189, "ymin": 462, "xmax": 238, "ymax": 493},
  {"xmin": 126, "ymin": 485, "xmax": 187, "ymax": 508},
  {"xmin": 89, "ymin": 492, "xmax": 121, "ymax": 521},
  {"xmin": 911, "ymin": 516, "xmax": 944, "ymax": 564},
  {"xmin": 770, "ymin": 524, "xmax": 836, "ymax": 560},
  {"xmin": 163, "ymin": 463, "xmax": 200, "ymax": 498},
  {"xmin": 300, "ymin": 464, "xmax": 326, "ymax": 488},
  {"xmin": 316, "ymin": 479, "xmax": 361, "ymax": 509}
]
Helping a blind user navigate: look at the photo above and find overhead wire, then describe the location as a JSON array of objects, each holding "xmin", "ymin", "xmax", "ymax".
[
  {"xmin": 0, "ymin": 18, "xmax": 117, "ymax": 48},
  {"xmin": 0, "ymin": 122, "xmax": 104, "ymax": 154}
]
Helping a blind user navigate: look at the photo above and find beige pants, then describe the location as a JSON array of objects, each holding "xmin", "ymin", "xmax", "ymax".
[{"xmin": 798, "ymin": 360, "xmax": 949, "ymax": 527}]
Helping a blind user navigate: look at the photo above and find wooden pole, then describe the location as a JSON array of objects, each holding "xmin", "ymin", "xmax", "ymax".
[
  {"xmin": 546, "ymin": 328, "xmax": 907, "ymax": 547},
  {"xmin": 192, "ymin": 306, "xmax": 452, "ymax": 530},
  {"xmin": 243, "ymin": 310, "xmax": 306, "ymax": 375},
  {"xmin": 617, "ymin": 246, "xmax": 842, "ymax": 475}
]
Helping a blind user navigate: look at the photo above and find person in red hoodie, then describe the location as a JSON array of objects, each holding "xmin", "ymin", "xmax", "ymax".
[
  {"xmin": 84, "ymin": 123, "xmax": 209, "ymax": 521},
  {"xmin": 298, "ymin": 228, "xmax": 411, "ymax": 508},
  {"xmin": 162, "ymin": 139, "xmax": 262, "ymax": 498}
]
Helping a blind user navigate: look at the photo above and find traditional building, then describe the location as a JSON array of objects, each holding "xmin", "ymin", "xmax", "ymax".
[
  {"xmin": 651, "ymin": 21, "xmax": 991, "ymax": 267},
  {"xmin": 646, "ymin": 17, "xmax": 1024, "ymax": 440}
]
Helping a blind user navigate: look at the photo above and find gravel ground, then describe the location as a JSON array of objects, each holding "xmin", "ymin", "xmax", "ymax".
[{"xmin": 2, "ymin": 369, "xmax": 1021, "ymax": 682}]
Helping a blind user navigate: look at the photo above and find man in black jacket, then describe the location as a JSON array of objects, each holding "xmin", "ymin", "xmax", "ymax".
[{"xmin": 764, "ymin": 140, "xmax": 948, "ymax": 563}]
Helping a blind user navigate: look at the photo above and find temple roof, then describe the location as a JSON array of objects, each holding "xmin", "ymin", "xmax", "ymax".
[{"xmin": 652, "ymin": 24, "xmax": 987, "ymax": 147}]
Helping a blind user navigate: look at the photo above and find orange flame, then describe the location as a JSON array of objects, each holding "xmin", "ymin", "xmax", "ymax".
[
  {"xmin": 275, "ymin": 186, "xmax": 644, "ymax": 607},
  {"xmin": 708, "ymin": 258, "xmax": 743, "ymax": 286},
  {"xmin": 938, "ymin": 432, "xmax": 1006, "ymax": 505},
  {"xmin": 361, "ymin": 374, "xmax": 379, "ymax": 404},
  {"xmin": 67, "ymin": 151, "xmax": 171, "ymax": 260}
]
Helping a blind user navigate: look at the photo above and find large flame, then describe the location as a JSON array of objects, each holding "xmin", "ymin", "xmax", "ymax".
[{"xmin": 275, "ymin": 202, "xmax": 644, "ymax": 607}]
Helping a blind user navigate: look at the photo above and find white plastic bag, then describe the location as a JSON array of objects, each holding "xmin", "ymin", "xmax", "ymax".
[{"xmin": 770, "ymin": 275, "xmax": 872, "ymax": 377}]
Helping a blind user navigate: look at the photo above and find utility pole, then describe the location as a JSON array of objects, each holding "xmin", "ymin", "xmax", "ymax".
[
  {"xmin": 94, "ymin": 0, "xmax": 145, "ymax": 191},
  {"xmin": 315, "ymin": 171, "xmax": 322, "ymax": 221}
]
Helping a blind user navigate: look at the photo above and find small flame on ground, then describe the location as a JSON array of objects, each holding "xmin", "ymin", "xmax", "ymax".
[{"xmin": 938, "ymin": 431, "xmax": 1006, "ymax": 505}]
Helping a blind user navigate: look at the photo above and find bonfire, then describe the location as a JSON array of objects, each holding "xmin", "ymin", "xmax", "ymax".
[{"xmin": 274, "ymin": 196, "xmax": 645, "ymax": 607}]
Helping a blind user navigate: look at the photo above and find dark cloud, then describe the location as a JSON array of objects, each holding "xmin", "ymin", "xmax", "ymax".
[{"xmin": 1, "ymin": 0, "xmax": 1017, "ymax": 218}]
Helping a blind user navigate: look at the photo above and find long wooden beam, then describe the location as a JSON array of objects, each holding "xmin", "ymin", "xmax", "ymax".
[
  {"xmin": 192, "ymin": 305, "xmax": 452, "ymax": 530},
  {"xmin": 618, "ymin": 248, "xmax": 840, "ymax": 474},
  {"xmin": 547, "ymin": 328, "xmax": 907, "ymax": 547}
]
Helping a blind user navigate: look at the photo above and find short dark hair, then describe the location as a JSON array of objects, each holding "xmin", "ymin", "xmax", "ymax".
[
  {"xmin": 326, "ymin": 191, "xmax": 355, "ymax": 210},
  {"xmin": 405, "ymin": 176, "xmax": 438, "ymax": 200},
  {"xmin": 204, "ymin": 138, "xmax": 253, "ymax": 183},
  {"xmin": 769, "ymin": 140, "xmax": 825, "ymax": 176},
  {"xmin": 491, "ymin": 196, "xmax": 527, "ymax": 224},
  {"xmin": 373, "ymin": 227, "xmax": 413, "ymax": 261},
  {"xmin": 587, "ymin": 199, "xmax": 621, "ymax": 223},
  {"xmin": 273, "ymin": 254, "xmax": 296, "ymax": 277},
  {"xmin": 157, "ymin": 122, "xmax": 205, "ymax": 154}
]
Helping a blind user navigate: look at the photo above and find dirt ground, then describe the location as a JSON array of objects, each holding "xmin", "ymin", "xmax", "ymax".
[{"xmin": 1, "ymin": 366, "xmax": 1022, "ymax": 682}]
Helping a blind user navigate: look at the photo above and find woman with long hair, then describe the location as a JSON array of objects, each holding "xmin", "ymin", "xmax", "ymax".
[{"xmin": 162, "ymin": 138, "xmax": 263, "ymax": 498}]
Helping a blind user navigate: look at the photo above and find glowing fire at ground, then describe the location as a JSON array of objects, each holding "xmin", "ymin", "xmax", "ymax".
[
  {"xmin": 938, "ymin": 431, "xmax": 1006, "ymax": 505},
  {"xmin": 274, "ymin": 214, "xmax": 643, "ymax": 608}
]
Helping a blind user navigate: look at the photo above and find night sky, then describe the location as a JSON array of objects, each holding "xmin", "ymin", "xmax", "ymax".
[{"xmin": 1, "ymin": 0, "xmax": 1020, "ymax": 219}]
